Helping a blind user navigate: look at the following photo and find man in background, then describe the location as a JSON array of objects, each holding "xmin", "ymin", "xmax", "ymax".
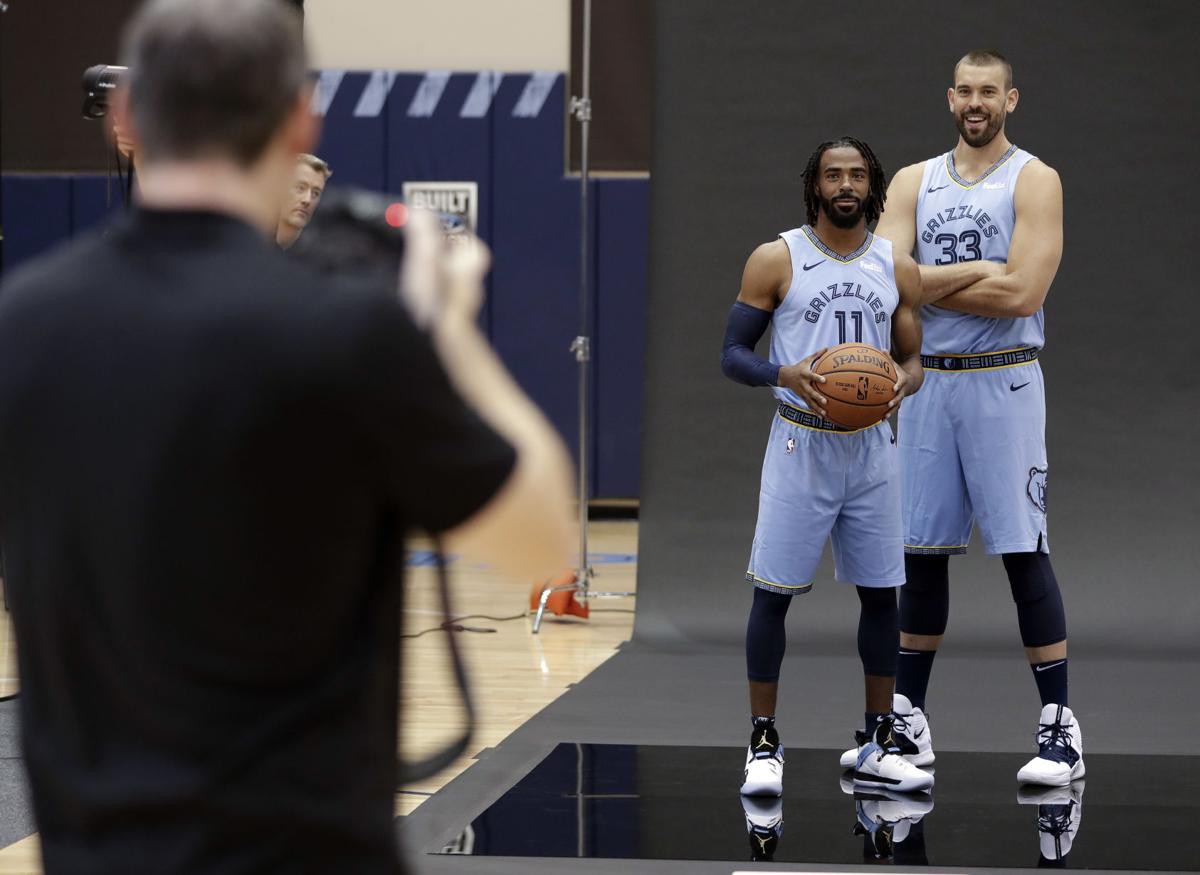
[
  {"xmin": 276, "ymin": 153, "xmax": 331, "ymax": 249},
  {"xmin": 0, "ymin": 0, "xmax": 574, "ymax": 871}
]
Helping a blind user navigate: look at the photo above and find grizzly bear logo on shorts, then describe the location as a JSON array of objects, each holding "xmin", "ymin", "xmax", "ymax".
[{"xmin": 1026, "ymin": 467, "xmax": 1048, "ymax": 513}]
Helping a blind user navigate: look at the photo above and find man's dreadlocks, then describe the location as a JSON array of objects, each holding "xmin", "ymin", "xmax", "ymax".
[{"xmin": 801, "ymin": 137, "xmax": 888, "ymax": 227}]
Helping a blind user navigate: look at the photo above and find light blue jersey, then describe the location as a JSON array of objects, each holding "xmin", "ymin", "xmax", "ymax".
[
  {"xmin": 915, "ymin": 145, "xmax": 1043, "ymax": 354},
  {"xmin": 771, "ymin": 226, "xmax": 899, "ymax": 410},
  {"xmin": 902, "ymin": 145, "xmax": 1051, "ymax": 557},
  {"xmin": 747, "ymin": 226, "xmax": 905, "ymax": 594}
]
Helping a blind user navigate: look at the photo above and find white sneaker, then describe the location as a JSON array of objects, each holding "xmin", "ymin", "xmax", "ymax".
[
  {"xmin": 852, "ymin": 717, "xmax": 934, "ymax": 793},
  {"xmin": 842, "ymin": 773, "xmax": 935, "ymax": 860},
  {"xmin": 742, "ymin": 794, "xmax": 783, "ymax": 861},
  {"xmin": 890, "ymin": 694, "xmax": 935, "ymax": 766},
  {"xmin": 840, "ymin": 729, "xmax": 870, "ymax": 770},
  {"xmin": 1017, "ymin": 704, "xmax": 1085, "ymax": 786},
  {"xmin": 740, "ymin": 723, "xmax": 784, "ymax": 796},
  {"xmin": 1018, "ymin": 780, "xmax": 1085, "ymax": 862},
  {"xmin": 839, "ymin": 693, "xmax": 934, "ymax": 768}
]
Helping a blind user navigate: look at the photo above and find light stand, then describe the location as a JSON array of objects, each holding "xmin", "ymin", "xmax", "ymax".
[
  {"xmin": 0, "ymin": 2, "xmax": 8, "ymax": 272},
  {"xmin": 531, "ymin": 0, "xmax": 634, "ymax": 634}
]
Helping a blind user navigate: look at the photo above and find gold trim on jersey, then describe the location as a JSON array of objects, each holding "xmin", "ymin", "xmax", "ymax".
[
  {"xmin": 943, "ymin": 143, "xmax": 1020, "ymax": 190},
  {"xmin": 800, "ymin": 225, "xmax": 874, "ymax": 264},
  {"xmin": 746, "ymin": 571, "xmax": 815, "ymax": 593},
  {"xmin": 927, "ymin": 346, "xmax": 1029, "ymax": 357}
]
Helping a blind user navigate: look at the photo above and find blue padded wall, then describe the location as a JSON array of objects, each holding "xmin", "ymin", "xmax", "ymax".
[
  {"xmin": 72, "ymin": 175, "xmax": 126, "ymax": 236},
  {"xmin": 1, "ymin": 72, "xmax": 648, "ymax": 499},
  {"xmin": 385, "ymin": 72, "xmax": 498, "ymax": 336},
  {"xmin": 1, "ymin": 177, "xmax": 74, "ymax": 275},
  {"xmin": 311, "ymin": 71, "xmax": 388, "ymax": 192},
  {"xmin": 490, "ymin": 74, "xmax": 589, "ymax": 491}
]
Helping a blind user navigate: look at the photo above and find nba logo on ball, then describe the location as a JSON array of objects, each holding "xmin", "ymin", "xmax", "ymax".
[
  {"xmin": 785, "ymin": 437, "xmax": 796, "ymax": 455},
  {"xmin": 1027, "ymin": 467, "xmax": 1048, "ymax": 513}
]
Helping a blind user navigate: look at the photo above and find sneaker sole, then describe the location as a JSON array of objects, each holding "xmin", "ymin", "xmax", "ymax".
[
  {"xmin": 740, "ymin": 781, "xmax": 782, "ymax": 797},
  {"xmin": 841, "ymin": 749, "xmax": 935, "ymax": 769},
  {"xmin": 852, "ymin": 772, "xmax": 933, "ymax": 794},
  {"xmin": 1016, "ymin": 758, "xmax": 1085, "ymax": 787}
]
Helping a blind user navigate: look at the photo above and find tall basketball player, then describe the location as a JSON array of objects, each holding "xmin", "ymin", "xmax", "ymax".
[
  {"xmin": 721, "ymin": 138, "xmax": 932, "ymax": 815},
  {"xmin": 852, "ymin": 50, "xmax": 1082, "ymax": 787}
]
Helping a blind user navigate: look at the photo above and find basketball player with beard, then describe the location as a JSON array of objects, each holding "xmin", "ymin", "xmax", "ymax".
[
  {"xmin": 722, "ymin": 137, "xmax": 931, "ymax": 840},
  {"xmin": 845, "ymin": 50, "xmax": 1082, "ymax": 789}
]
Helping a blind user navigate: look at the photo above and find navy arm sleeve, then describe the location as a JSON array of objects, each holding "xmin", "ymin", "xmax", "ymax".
[{"xmin": 720, "ymin": 301, "xmax": 779, "ymax": 387}]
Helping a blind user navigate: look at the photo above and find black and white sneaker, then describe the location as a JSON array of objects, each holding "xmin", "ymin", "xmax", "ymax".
[
  {"xmin": 852, "ymin": 717, "xmax": 934, "ymax": 793},
  {"xmin": 1017, "ymin": 704, "xmax": 1085, "ymax": 786},
  {"xmin": 890, "ymin": 693, "xmax": 935, "ymax": 766},
  {"xmin": 839, "ymin": 693, "xmax": 933, "ymax": 768},
  {"xmin": 844, "ymin": 777, "xmax": 935, "ymax": 862},
  {"xmin": 740, "ymin": 723, "xmax": 784, "ymax": 796},
  {"xmin": 742, "ymin": 794, "xmax": 783, "ymax": 861},
  {"xmin": 1018, "ymin": 780, "xmax": 1085, "ymax": 864}
]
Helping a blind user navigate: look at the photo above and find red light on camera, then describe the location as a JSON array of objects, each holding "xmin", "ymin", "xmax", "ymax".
[{"xmin": 384, "ymin": 202, "xmax": 408, "ymax": 228}]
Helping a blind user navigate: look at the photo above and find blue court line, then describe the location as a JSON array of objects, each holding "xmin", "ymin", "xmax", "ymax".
[{"xmin": 405, "ymin": 551, "xmax": 636, "ymax": 568}]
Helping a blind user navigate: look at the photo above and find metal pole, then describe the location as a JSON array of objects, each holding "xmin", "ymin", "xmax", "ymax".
[
  {"xmin": 532, "ymin": 0, "xmax": 634, "ymax": 633},
  {"xmin": 574, "ymin": 0, "xmax": 593, "ymax": 594}
]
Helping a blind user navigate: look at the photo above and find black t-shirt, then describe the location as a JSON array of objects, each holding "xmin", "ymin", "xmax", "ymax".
[{"xmin": 0, "ymin": 209, "xmax": 516, "ymax": 873}]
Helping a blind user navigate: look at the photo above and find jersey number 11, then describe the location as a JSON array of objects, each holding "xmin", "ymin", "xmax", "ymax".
[{"xmin": 834, "ymin": 310, "xmax": 863, "ymax": 343}]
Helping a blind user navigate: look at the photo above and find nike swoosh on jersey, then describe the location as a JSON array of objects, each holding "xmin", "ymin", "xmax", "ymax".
[
  {"xmin": 802, "ymin": 260, "xmax": 825, "ymax": 271},
  {"xmin": 927, "ymin": 184, "xmax": 950, "ymax": 193},
  {"xmin": 1010, "ymin": 382, "xmax": 1030, "ymax": 392},
  {"xmin": 1035, "ymin": 660, "xmax": 1067, "ymax": 672}
]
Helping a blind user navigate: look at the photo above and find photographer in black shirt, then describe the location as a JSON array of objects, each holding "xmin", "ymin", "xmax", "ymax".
[{"xmin": 0, "ymin": 0, "xmax": 574, "ymax": 871}]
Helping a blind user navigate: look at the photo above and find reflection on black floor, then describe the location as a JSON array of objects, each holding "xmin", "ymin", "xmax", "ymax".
[{"xmin": 438, "ymin": 743, "xmax": 1200, "ymax": 870}]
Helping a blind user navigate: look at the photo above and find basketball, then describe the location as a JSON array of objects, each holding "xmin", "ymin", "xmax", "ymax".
[{"xmin": 811, "ymin": 342, "xmax": 896, "ymax": 429}]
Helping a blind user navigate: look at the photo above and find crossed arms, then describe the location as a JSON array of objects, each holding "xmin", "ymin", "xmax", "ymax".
[{"xmin": 875, "ymin": 160, "xmax": 1063, "ymax": 318}]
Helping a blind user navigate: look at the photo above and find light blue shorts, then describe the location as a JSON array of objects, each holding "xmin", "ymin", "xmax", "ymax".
[
  {"xmin": 746, "ymin": 405, "xmax": 905, "ymax": 595},
  {"xmin": 899, "ymin": 357, "xmax": 1049, "ymax": 556}
]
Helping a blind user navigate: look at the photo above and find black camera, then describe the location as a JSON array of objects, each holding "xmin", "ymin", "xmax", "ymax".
[
  {"xmin": 82, "ymin": 65, "xmax": 127, "ymax": 120},
  {"xmin": 288, "ymin": 188, "xmax": 407, "ymax": 274}
]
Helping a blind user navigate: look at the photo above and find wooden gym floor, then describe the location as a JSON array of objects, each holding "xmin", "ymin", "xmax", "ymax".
[{"xmin": 0, "ymin": 519, "xmax": 638, "ymax": 873}]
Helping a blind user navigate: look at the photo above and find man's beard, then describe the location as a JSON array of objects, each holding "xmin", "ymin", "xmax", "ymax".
[
  {"xmin": 956, "ymin": 108, "xmax": 1005, "ymax": 148},
  {"xmin": 820, "ymin": 194, "xmax": 864, "ymax": 229}
]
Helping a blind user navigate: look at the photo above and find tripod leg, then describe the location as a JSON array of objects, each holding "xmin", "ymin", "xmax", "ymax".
[{"xmin": 532, "ymin": 584, "xmax": 556, "ymax": 634}]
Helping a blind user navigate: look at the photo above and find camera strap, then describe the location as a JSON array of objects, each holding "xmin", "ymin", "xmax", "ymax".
[{"xmin": 396, "ymin": 539, "xmax": 475, "ymax": 786}]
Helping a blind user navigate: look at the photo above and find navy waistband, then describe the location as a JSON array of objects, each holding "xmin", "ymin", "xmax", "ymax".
[
  {"xmin": 920, "ymin": 347, "xmax": 1039, "ymax": 372},
  {"xmin": 776, "ymin": 403, "xmax": 859, "ymax": 433}
]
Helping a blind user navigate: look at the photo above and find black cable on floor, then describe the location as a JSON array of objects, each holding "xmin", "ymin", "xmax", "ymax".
[{"xmin": 401, "ymin": 607, "xmax": 635, "ymax": 639}]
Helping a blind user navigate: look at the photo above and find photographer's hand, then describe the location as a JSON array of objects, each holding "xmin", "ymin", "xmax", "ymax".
[
  {"xmin": 399, "ymin": 209, "xmax": 487, "ymax": 329},
  {"xmin": 401, "ymin": 211, "xmax": 575, "ymax": 585}
]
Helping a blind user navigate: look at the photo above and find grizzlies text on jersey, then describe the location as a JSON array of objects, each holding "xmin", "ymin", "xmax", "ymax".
[
  {"xmin": 915, "ymin": 145, "xmax": 1044, "ymax": 354},
  {"xmin": 771, "ymin": 226, "xmax": 899, "ymax": 410}
]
